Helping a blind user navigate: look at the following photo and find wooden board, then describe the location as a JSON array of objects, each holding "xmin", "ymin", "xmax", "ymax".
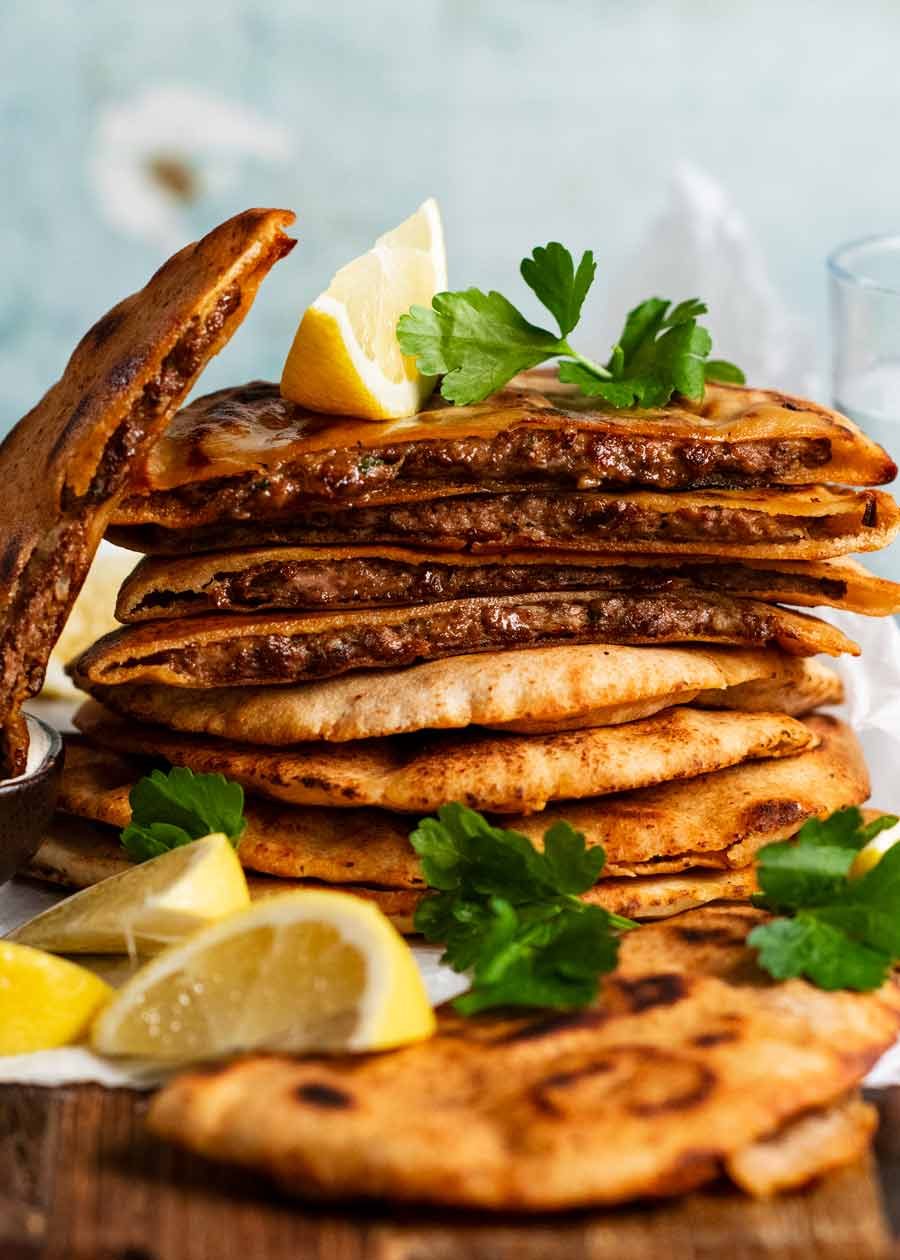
[{"xmin": 2, "ymin": 1084, "xmax": 899, "ymax": 1260}]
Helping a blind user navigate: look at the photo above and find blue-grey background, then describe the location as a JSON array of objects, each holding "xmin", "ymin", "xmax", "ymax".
[{"xmin": 2, "ymin": 0, "xmax": 900, "ymax": 434}]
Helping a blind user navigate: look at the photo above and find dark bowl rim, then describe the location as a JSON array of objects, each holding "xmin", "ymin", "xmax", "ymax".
[{"xmin": 0, "ymin": 714, "xmax": 64, "ymax": 797}]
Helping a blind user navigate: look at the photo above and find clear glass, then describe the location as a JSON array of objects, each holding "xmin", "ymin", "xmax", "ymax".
[{"xmin": 829, "ymin": 235, "xmax": 900, "ymax": 582}]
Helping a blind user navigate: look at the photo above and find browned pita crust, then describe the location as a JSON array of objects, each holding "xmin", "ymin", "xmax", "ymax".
[
  {"xmin": 57, "ymin": 716, "xmax": 858, "ymax": 889},
  {"xmin": 146, "ymin": 905, "xmax": 900, "ymax": 1210},
  {"xmin": 0, "ymin": 209, "xmax": 295, "ymax": 775},
  {"xmin": 112, "ymin": 376, "xmax": 896, "ymax": 526},
  {"xmin": 725, "ymin": 1094, "xmax": 877, "ymax": 1197},
  {"xmin": 72, "ymin": 644, "xmax": 826, "ymax": 743},
  {"xmin": 68, "ymin": 706, "xmax": 816, "ymax": 815},
  {"xmin": 696, "ymin": 658, "xmax": 843, "ymax": 715},
  {"xmin": 69, "ymin": 593, "xmax": 859, "ymax": 697},
  {"xmin": 109, "ymin": 483, "xmax": 900, "ymax": 558},
  {"xmin": 115, "ymin": 545, "xmax": 900, "ymax": 622}
]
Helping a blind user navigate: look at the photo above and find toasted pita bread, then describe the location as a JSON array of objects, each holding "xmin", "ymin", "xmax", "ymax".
[
  {"xmin": 108, "ymin": 483, "xmax": 900, "ymax": 559},
  {"xmin": 58, "ymin": 717, "xmax": 859, "ymax": 888},
  {"xmin": 696, "ymin": 657, "xmax": 843, "ymax": 715},
  {"xmin": 115, "ymin": 545, "xmax": 900, "ymax": 622},
  {"xmin": 70, "ymin": 593, "xmax": 859, "ymax": 697},
  {"xmin": 146, "ymin": 904, "xmax": 900, "ymax": 1210},
  {"xmin": 0, "ymin": 210, "xmax": 295, "ymax": 775},
  {"xmin": 112, "ymin": 376, "xmax": 895, "ymax": 529},
  {"xmin": 73, "ymin": 644, "xmax": 822, "ymax": 743},
  {"xmin": 72, "ymin": 701, "xmax": 817, "ymax": 814},
  {"xmin": 26, "ymin": 801, "xmax": 751, "ymax": 932},
  {"xmin": 725, "ymin": 1094, "xmax": 877, "ymax": 1198}
]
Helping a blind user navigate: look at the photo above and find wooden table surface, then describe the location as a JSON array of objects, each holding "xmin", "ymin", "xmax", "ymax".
[{"xmin": 5, "ymin": 1085, "xmax": 900, "ymax": 1260}]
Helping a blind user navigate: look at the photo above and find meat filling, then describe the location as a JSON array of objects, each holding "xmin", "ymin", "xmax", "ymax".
[
  {"xmin": 115, "ymin": 592, "xmax": 820, "ymax": 687},
  {"xmin": 112, "ymin": 490, "xmax": 876, "ymax": 555},
  {"xmin": 122, "ymin": 431, "xmax": 832, "ymax": 520},
  {"xmin": 131, "ymin": 558, "xmax": 847, "ymax": 618}
]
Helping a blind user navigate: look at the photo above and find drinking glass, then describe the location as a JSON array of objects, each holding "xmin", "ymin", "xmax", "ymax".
[{"xmin": 829, "ymin": 235, "xmax": 900, "ymax": 583}]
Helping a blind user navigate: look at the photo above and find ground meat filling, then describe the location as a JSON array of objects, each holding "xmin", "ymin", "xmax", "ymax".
[
  {"xmin": 112, "ymin": 491, "xmax": 877, "ymax": 556},
  {"xmin": 133, "ymin": 559, "xmax": 847, "ymax": 617},
  {"xmin": 123, "ymin": 432, "xmax": 833, "ymax": 521},
  {"xmin": 118, "ymin": 592, "xmax": 811, "ymax": 686}
]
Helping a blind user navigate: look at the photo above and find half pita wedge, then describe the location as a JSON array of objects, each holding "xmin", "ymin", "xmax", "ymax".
[
  {"xmin": 109, "ymin": 483, "xmax": 900, "ymax": 559},
  {"xmin": 146, "ymin": 904, "xmax": 900, "ymax": 1210},
  {"xmin": 115, "ymin": 545, "xmax": 900, "ymax": 622},
  {"xmin": 73, "ymin": 701, "xmax": 816, "ymax": 814},
  {"xmin": 73, "ymin": 644, "xmax": 826, "ymax": 742},
  {"xmin": 0, "ymin": 209, "xmax": 295, "ymax": 775},
  {"xmin": 111, "ymin": 374, "xmax": 895, "ymax": 530},
  {"xmin": 69, "ymin": 593, "xmax": 858, "ymax": 695}
]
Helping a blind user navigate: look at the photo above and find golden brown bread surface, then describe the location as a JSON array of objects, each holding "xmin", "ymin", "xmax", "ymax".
[
  {"xmin": 72, "ymin": 701, "xmax": 817, "ymax": 815},
  {"xmin": 115, "ymin": 545, "xmax": 900, "ymax": 622},
  {"xmin": 72, "ymin": 644, "xmax": 828, "ymax": 743},
  {"xmin": 0, "ymin": 208, "xmax": 295, "ymax": 775},
  {"xmin": 146, "ymin": 905, "xmax": 900, "ymax": 1210},
  {"xmin": 56, "ymin": 714, "xmax": 862, "ymax": 893}
]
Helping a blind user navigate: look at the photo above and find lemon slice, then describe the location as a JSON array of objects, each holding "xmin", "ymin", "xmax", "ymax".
[
  {"xmin": 0, "ymin": 943, "xmax": 112, "ymax": 1054},
  {"xmin": 281, "ymin": 198, "xmax": 447, "ymax": 420},
  {"xmin": 11, "ymin": 833, "xmax": 249, "ymax": 955},
  {"xmin": 91, "ymin": 890, "xmax": 435, "ymax": 1061},
  {"xmin": 849, "ymin": 821, "xmax": 900, "ymax": 879}
]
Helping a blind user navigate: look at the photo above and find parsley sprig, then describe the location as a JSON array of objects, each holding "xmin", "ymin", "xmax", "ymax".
[
  {"xmin": 750, "ymin": 807, "xmax": 900, "ymax": 990},
  {"xmin": 411, "ymin": 803, "xmax": 635, "ymax": 1014},
  {"xmin": 121, "ymin": 766, "xmax": 247, "ymax": 863},
  {"xmin": 397, "ymin": 242, "xmax": 744, "ymax": 408}
]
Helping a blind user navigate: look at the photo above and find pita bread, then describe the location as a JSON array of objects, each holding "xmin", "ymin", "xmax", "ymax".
[
  {"xmin": 108, "ymin": 483, "xmax": 900, "ymax": 559},
  {"xmin": 0, "ymin": 210, "xmax": 295, "ymax": 775},
  {"xmin": 70, "ymin": 592, "xmax": 859, "ymax": 698},
  {"xmin": 74, "ymin": 644, "xmax": 821, "ymax": 743},
  {"xmin": 696, "ymin": 657, "xmax": 843, "ymax": 715},
  {"xmin": 111, "ymin": 376, "xmax": 895, "ymax": 528},
  {"xmin": 24, "ymin": 802, "xmax": 754, "ymax": 932},
  {"xmin": 146, "ymin": 904, "xmax": 900, "ymax": 1210},
  {"xmin": 725, "ymin": 1094, "xmax": 877, "ymax": 1197},
  {"xmin": 72, "ymin": 701, "xmax": 817, "ymax": 814},
  {"xmin": 58, "ymin": 716, "xmax": 859, "ymax": 889},
  {"xmin": 115, "ymin": 545, "xmax": 900, "ymax": 622}
]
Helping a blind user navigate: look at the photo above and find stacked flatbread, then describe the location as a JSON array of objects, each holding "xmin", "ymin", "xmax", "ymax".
[{"xmin": 34, "ymin": 369, "xmax": 900, "ymax": 926}]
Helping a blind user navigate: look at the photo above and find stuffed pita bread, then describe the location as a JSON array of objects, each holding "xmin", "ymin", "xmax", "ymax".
[
  {"xmin": 146, "ymin": 904, "xmax": 900, "ymax": 1210},
  {"xmin": 111, "ymin": 375, "xmax": 895, "ymax": 534},
  {"xmin": 696, "ymin": 658, "xmax": 843, "ymax": 715},
  {"xmin": 115, "ymin": 545, "xmax": 900, "ymax": 622},
  {"xmin": 70, "ymin": 592, "xmax": 858, "ymax": 697},
  {"xmin": 72, "ymin": 702, "xmax": 817, "ymax": 814},
  {"xmin": 109, "ymin": 483, "xmax": 900, "ymax": 559},
  {"xmin": 0, "ymin": 210, "xmax": 295, "ymax": 775},
  {"xmin": 74, "ymin": 644, "xmax": 831, "ymax": 742}
]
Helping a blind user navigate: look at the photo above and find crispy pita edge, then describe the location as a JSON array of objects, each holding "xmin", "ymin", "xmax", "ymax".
[{"xmin": 0, "ymin": 208, "xmax": 295, "ymax": 774}]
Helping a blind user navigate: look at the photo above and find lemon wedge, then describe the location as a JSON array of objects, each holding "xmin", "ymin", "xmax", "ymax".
[
  {"xmin": 0, "ymin": 943, "xmax": 112, "ymax": 1054},
  {"xmin": 281, "ymin": 198, "xmax": 447, "ymax": 419},
  {"xmin": 91, "ymin": 889, "xmax": 435, "ymax": 1061},
  {"xmin": 11, "ymin": 833, "xmax": 249, "ymax": 955},
  {"xmin": 849, "ymin": 821, "xmax": 900, "ymax": 879}
]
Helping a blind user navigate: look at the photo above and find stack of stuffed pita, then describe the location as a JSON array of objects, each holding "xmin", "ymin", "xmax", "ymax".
[{"xmin": 32, "ymin": 349, "xmax": 900, "ymax": 925}]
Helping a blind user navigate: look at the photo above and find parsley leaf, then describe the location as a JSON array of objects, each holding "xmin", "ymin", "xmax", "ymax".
[
  {"xmin": 411, "ymin": 803, "xmax": 634, "ymax": 1013},
  {"xmin": 397, "ymin": 242, "xmax": 743, "ymax": 408},
  {"xmin": 520, "ymin": 243, "xmax": 596, "ymax": 338},
  {"xmin": 121, "ymin": 766, "xmax": 247, "ymax": 863},
  {"xmin": 749, "ymin": 807, "xmax": 900, "ymax": 990}
]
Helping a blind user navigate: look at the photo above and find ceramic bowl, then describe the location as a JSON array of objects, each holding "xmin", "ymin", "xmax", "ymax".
[{"xmin": 0, "ymin": 714, "xmax": 64, "ymax": 886}]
